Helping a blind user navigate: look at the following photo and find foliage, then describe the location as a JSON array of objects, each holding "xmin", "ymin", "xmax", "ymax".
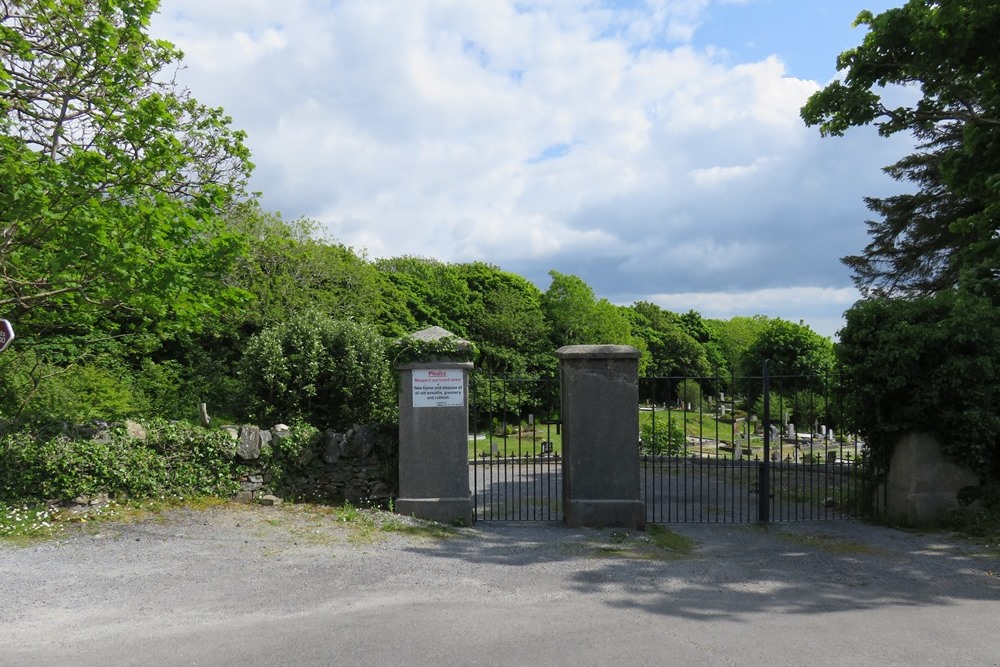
[
  {"xmin": 801, "ymin": 1, "xmax": 1000, "ymax": 298},
  {"xmin": 0, "ymin": 0, "xmax": 253, "ymax": 336},
  {"xmin": 751, "ymin": 391, "xmax": 785, "ymax": 423},
  {"xmin": 455, "ymin": 262, "xmax": 551, "ymax": 375},
  {"xmin": 238, "ymin": 311, "xmax": 396, "ymax": 431},
  {"xmin": 0, "ymin": 348, "xmax": 145, "ymax": 423},
  {"xmin": 541, "ymin": 270, "xmax": 634, "ymax": 348},
  {"xmin": 707, "ymin": 315, "xmax": 771, "ymax": 375},
  {"xmin": 256, "ymin": 422, "xmax": 321, "ymax": 497},
  {"xmin": 838, "ymin": 291, "xmax": 1000, "ymax": 480},
  {"xmin": 0, "ymin": 419, "xmax": 238, "ymax": 504},
  {"xmin": 627, "ymin": 302, "xmax": 710, "ymax": 378},
  {"xmin": 391, "ymin": 333, "xmax": 477, "ymax": 365},
  {"xmin": 228, "ymin": 206, "xmax": 414, "ymax": 337},
  {"xmin": 675, "ymin": 379, "xmax": 704, "ymax": 410},
  {"xmin": 376, "ymin": 256, "xmax": 474, "ymax": 335},
  {"xmin": 640, "ymin": 414, "xmax": 686, "ymax": 456},
  {"xmin": 739, "ymin": 319, "xmax": 835, "ymax": 382}
]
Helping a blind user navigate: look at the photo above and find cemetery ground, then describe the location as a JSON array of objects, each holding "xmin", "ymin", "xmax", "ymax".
[{"xmin": 3, "ymin": 502, "xmax": 1000, "ymax": 666}]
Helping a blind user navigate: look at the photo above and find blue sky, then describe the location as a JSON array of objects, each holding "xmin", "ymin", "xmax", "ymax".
[
  {"xmin": 151, "ymin": 0, "xmax": 913, "ymax": 338},
  {"xmin": 691, "ymin": 0, "xmax": 902, "ymax": 81}
]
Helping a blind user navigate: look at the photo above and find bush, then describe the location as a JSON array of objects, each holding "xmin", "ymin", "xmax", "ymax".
[
  {"xmin": 0, "ymin": 351, "xmax": 144, "ymax": 424},
  {"xmin": 0, "ymin": 420, "xmax": 238, "ymax": 504},
  {"xmin": 839, "ymin": 291, "xmax": 1000, "ymax": 482},
  {"xmin": 640, "ymin": 417, "xmax": 686, "ymax": 455},
  {"xmin": 238, "ymin": 312, "xmax": 396, "ymax": 431}
]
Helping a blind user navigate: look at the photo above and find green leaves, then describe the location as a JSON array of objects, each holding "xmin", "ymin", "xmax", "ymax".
[
  {"xmin": 1, "ymin": 0, "xmax": 253, "ymax": 337},
  {"xmin": 802, "ymin": 1, "xmax": 1000, "ymax": 297},
  {"xmin": 839, "ymin": 291, "xmax": 1000, "ymax": 479},
  {"xmin": 238, "ymin": 312, "xmax": 396, "ymax": 431}
]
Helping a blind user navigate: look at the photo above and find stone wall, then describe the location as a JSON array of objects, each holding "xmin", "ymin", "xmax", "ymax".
[{"xmin": 224, "ymin": 423, "xmax": 398, "ymax": 507}]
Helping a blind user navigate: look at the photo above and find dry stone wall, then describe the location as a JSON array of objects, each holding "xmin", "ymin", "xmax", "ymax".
[{"xmin": 225, "ymin": 423, "xmax": 398, "ymax": 506}]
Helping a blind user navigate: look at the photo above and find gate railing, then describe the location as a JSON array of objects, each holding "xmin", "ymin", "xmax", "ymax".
[
  {"xmin": 640, "ymin": 364, "xmax": 882, "ymax": 523},
  {"xmin": 468, "ymin": 372, "xmax": 562, "ymax": 521},
  {"xmin": 469, "ymin": 366, "xmax": 884, "ymax": 523}
]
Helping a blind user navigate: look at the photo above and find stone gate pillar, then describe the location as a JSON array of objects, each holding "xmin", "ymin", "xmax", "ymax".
[
  {"xmin": 396, "ymin": 327, "xmax": 473, "ymax": 526},
  {"xmin": 557, "ymin": 345, "xmax": 645, "ymax": 529}
]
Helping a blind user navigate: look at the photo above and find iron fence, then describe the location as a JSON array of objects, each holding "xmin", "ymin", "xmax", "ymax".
[
  {"xmin": 468, "ymin": 365, "xmax": 884, "ymax": 523},
  {"xmin": 469, "ymin": 372, "xmax": 562, "ymax": 521}
]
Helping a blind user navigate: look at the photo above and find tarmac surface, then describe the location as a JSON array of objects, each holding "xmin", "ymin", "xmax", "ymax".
[{"xmin": 3, "ymin": 503, "xmax": 1000, "ymax": 666}]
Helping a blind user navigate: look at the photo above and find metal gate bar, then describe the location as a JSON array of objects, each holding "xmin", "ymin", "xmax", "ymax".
[
  {"xmin": 470, "ymin": 374, "xmax": 561, "ymax": 522},
  {"xmin": 640, "ymin": 368, "xmax": 875, "ymax": 524},
  {"xmin": 470, "ymin": 369, "xmax": 877, "ymax": 523}
]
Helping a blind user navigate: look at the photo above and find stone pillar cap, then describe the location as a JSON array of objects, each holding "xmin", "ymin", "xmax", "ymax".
[
  {"xmin": 556, "ymin": 344, "xmax": 640, "ymax": 359},
  {"xmin": 409, "ymin": 326, "xmax": 472, "ymax": 351}
]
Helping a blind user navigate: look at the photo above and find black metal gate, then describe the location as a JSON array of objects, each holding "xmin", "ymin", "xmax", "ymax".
[
  {"xmin": 470, "ymin": 365, "xmax": 879, "ymax": 523},
  {"xmin": 640, "ymin": 364, "xmax": 876, "ymax": 523},
  {"xmin": 469, "ymin": 373, "xmax": 562, "ymax": 521}
]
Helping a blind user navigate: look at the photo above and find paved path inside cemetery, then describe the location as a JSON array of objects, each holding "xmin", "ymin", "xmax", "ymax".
[{"xmin": 3, "ymin": 503, "xmax": 1000, "ymax": 666}]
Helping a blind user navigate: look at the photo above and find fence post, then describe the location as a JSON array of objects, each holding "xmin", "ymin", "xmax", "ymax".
[
  {"xmin": 557, "ymin": 344, "xmax": 645, "ymax": 529},
  {"xmin": 395, "ymin": 327, "xmax": 474, "ymax": 526},
  {"xmin": 759, "ymin": 360, "xmax": 771, "ymax": 523}
]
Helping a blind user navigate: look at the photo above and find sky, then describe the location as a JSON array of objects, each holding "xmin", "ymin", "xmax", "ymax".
[{"xmin": 150, "ymin": 0, "xmax": 913, "ymax": 339}]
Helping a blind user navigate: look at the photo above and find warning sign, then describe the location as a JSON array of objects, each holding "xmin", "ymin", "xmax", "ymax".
[{"xmin": 412, "ymin": 369, "xmax": 464, "ymax": 408}]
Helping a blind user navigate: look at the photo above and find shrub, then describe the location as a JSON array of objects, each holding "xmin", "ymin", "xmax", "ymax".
[
  {"xmin": 839, "ymin": 290, "xmax": 1000, "ymax": 482},
  {"xmin": 238, "ymin": 312, "xmax": 396, "ymax": 431},
  {"xmin": 0, "ymin": 351, "xmax": 144, "ymax": 424},
  {"xmin": 0, "ymin": 420, "xmax": 238, "ymax": 504},
  {"xmin": 640, "ymin": 417, "xmax": 686, "ymax": 456}
]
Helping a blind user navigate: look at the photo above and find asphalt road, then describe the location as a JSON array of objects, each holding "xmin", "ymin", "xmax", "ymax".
[{"xmin": 3, "ymin": 504, "xmax": 1000, "ymax": 666}]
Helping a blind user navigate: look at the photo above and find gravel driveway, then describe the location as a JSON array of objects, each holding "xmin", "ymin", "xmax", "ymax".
[{"xmin": 3, "ymin": 503, "xmax": 1000, "ymax": 666}]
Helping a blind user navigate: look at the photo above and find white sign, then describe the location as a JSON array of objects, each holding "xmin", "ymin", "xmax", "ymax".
[
  {"xmin": 0, "ymin": 319, "xmax": 13, "ymax": 353},
  {"xmin": 412, "ymin": 369, "xmax": 464, "ymax": 408}
]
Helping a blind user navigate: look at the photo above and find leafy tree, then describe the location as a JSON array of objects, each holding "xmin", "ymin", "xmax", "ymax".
[
  {"xmin": 228, "ymin": 205, "xmax": 414, "ymax": 336},
  {"xmin": 541, "ymin": 271, "xmax": 633, "ymax": 348},
  {"xmin": 627, "ymin": 302, "xmax": 709, "ymax": 377},
  {"xmin": 676, "ymin": 379, "xmax": 704, "ymax": 410},
  {"xmin": 708, "ymin": 315, "xmax": 771, "ymax": 376},
  {"xmin": 739, "ymin": 319, "xmax": 835, "ymax": 382},
  {"xmin": 677, "ymin": 309, "xmax": 727, "ymax": 376},
  {"xmin": 801, "ymin": 1, "xmax": 1000, "ymax": 298},
  {"xmin": 454, "ymin": 262, "xmax": 551, "ymax": 376},
  {"xmin": 0, "ymin": 0, "xmax": 253, "ymax": 335},
  {"xmin": 376, "ymin": 257, "xmax": 474, "ymax": 336}
]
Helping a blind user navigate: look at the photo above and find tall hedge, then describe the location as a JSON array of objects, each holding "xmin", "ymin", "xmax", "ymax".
[{"xmin": 838, "ymin": 291, "xmax": 1000, "ymax": 482}]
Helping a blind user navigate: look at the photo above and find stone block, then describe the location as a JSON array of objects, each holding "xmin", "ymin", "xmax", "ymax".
[
  {"xmin": 556, "ymin": 345, "xmax": 642, "ymax": 529},
  {"xmin": 237, "ymin": 425, "xmax": 262, "ymax": 461},
  {"xmin": 323, "ymin": 431, "xmax": 345, "ymax": 464},
  {"xmin": 125, "ymin": 420, "xmax": 147, "ymax": 441},
  {"xmin": 347, "ymin": 424, "xmax": 378, "ymax": 459},
  {"xmin": 886, "ymin": 432, "xmax": 980, "ymax": 525}
]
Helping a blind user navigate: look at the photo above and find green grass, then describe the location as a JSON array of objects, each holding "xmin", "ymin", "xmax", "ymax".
[
  {"xmin": 772, "ymin": 529, "xmax": 885, "ymax": 556},
  {"xmin": 566, "ymin": 525, "xmax": 696, "ymax": 560},
  {"xmin": 0, "ymin": 504, "xmax": 62, "ymax": 544},
  {"xmin": 469, "ymin": 427, "xmax": 564, "ymax": 459}
]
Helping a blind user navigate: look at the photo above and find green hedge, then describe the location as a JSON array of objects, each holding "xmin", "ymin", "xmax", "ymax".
[{"xmin": 838, "ymin": 291, "xmax": 1000, "ymax": 482}]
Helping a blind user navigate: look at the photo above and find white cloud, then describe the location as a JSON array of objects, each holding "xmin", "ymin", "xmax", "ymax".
[{"xmin": 150, "ymin": 0, "xmax": 911, "ymax": 331}]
